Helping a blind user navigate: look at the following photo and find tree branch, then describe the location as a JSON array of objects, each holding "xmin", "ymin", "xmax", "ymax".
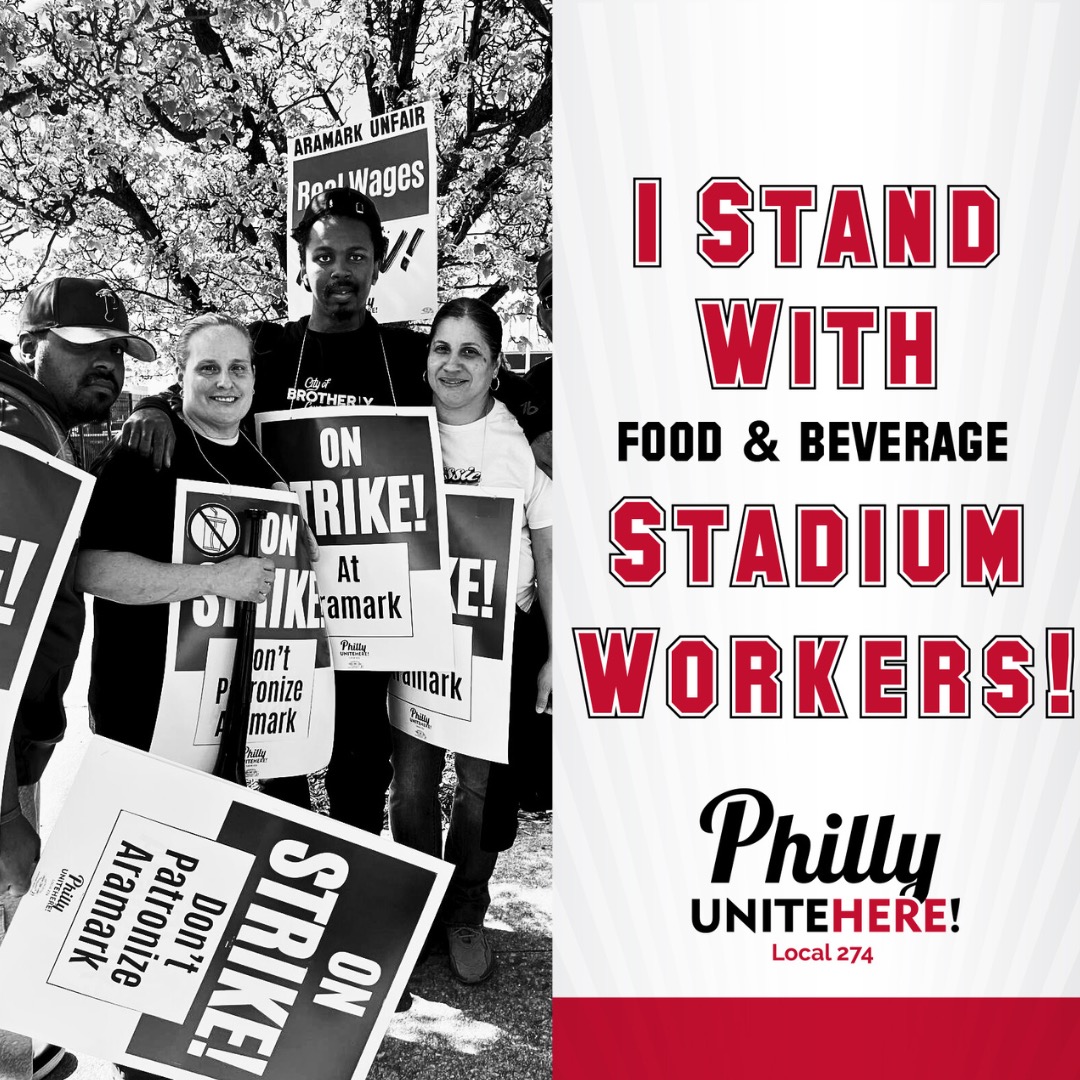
[
  {"xmin": 0, "ymin": 82, "xmax": 41, "ymax": 115},
  {"xmin": 446, "ymin": 70, "xmax": 551, "ymax": 245},
  {"xmin": 101, "ymin": 167, "xmax": 207, "ymax": 312},
  {"xmin": 142, "ymin": 92, "xmax": 207, "ymax": 143},
  {"xmin": 182, "ymin": 4, "xmax": 284, "ymax": 162},
  {"xmin": 390, "ymin": 0, "xmax": 425, "ymax": 103},
  {"xmin": 517, "ymin": 0, "xmax": 552, "ymax": 34}
]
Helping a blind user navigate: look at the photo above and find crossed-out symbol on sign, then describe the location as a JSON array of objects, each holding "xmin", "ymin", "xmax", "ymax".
[{"xmin": 187, "ymin": 504, "xmax": 240, "ymax": 556}]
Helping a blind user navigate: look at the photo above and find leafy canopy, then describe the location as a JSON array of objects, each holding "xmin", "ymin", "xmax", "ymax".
[{"xmin": 0, "ymin": 0, "xmax": 551, "ymax": 373}]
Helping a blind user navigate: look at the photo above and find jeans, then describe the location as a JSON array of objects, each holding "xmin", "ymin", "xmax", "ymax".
[
  {"xmin": 263, "ymin": 670, "xmax": 393, "ymax": 834},
  {"xmin": 388, "ymin": 728, "xmax": 496, "ymax": 926}
]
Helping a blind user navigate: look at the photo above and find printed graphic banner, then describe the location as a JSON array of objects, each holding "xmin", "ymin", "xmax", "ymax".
[
  {"xmin": 286, "ymin": 101, "xmax": 437, "ymax": 324},
  {"xmin": 0, "ymin": 737, "xmax": 451, "ymax": 1080},
  {"xmin": 256, "ymin": 406, "xmax": 453, "ymax": 671},
  {"xmin": 0, "ymin": 432, "xmax": 93, "ymax": 781},
  {"xmin": 151, "ymin": 481, "xmax": 334, "ymax": 779},
  {"xmin": 389, "ymin": 487, "xmax": 523, "ymax": 763},
  {"xmin": 554, "ymin": 0, "xmax": 1080, "ymax": 1066}
]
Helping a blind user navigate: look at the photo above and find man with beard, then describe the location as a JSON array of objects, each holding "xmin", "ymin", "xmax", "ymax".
[
  {"xmin": 120, "ymin": 188, "xmax": 552, "ymax": 837},
  {"xmin": 0, "ymin": 276, "xmax": 153, "ymax": 1080}
]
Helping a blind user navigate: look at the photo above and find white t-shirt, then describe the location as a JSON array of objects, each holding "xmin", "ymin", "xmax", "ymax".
[{"xmin": 438, "ymin": 398, "xmax": 553, "ymax": 611}]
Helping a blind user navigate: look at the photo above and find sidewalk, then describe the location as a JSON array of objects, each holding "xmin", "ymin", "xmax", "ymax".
[{"xmin": 32, "ymin": 642, "xmax": 552, "ymax": 1080}]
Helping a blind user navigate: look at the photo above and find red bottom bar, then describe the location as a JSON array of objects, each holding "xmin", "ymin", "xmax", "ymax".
[{"xmin": 553, "ymin": 998, "xmax": 1080, "ymax": 1078}]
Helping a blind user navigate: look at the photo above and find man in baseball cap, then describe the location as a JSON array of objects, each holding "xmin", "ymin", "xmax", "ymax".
[
  {"xmin": 20, "ymin": 276, "xmax": 156, "ymax": 363},
  {"xmin": 15, "ymin": 277, "xmax": 154, "ymax": 430},
  {"xmin": 0, "ymin": 275, "xmax": 151, "ymax": 1078}
]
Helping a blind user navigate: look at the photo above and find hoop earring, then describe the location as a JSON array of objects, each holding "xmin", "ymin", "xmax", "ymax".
[
  {"xmin": 422, "ymin": 369, "xmax": 429, "ymax": 384},
  {"xmin": 491, "ymin": 373, "xmax": 501, "ymax": 391}
]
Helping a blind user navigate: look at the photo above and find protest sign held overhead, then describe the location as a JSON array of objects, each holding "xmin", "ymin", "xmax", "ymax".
[
  {"xmin": 151, "ymin": 481, "xmax": 334, "ymax": 779},
  {"xmin": 0, "ymin": 737, "xmax": 451, "ymax": 1080},
  {"xmin": 256, "ymin": 406, "xmax": 453, "ymax": 671},
  {"xmin": 0, "ymin": 431, "xmax": 93, "ymax": 773},
  {"xmin": 390, "ymin": 488, "xmax": 523, "ymax": 763},
  {"xmin": 287, "ymin": 102, "xmax": 436, "ymax": 323}
]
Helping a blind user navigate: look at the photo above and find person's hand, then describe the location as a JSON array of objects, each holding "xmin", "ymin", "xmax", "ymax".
[
  {"xmin": 530, "ymin": 430, "xmax": 552, "ymax": 479},
  {"xmin": 120, "ymin": 408, "xmax": 176, "ymax": 471},
  {"xmin": 535, "ymin": 658, "xmax": 553, "ymax": 714},
  {"xmin": 273, "ymin": 482, "xmax": 319, "ymax": 564},
  {"xmin": 299, "ymin": 518, "xmax": 320, "ymax": 564},
  {"xmin": 212, "ymin": 556, "xmax": 276, "ymax": 603},
  {"xmin": 0, "ymin": 812, "xmax": 40, "ymax": 898}
]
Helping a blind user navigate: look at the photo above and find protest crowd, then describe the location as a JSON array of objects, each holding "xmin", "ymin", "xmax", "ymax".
[{"xmin": 0, "ymin": 177, "xmax": 552, "ymax": 1079}]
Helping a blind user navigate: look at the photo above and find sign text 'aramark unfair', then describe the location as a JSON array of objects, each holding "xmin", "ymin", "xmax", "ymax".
[{"xmin": 286, "ymin": 102, "xmax": 436, "ymax": 324}]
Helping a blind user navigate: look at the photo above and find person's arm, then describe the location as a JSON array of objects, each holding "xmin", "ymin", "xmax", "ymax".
[
  {"xmin": 0, "ymin": 737, "xmax": 39, "ymax": 896},
  {"xmin": 76, "ymin": 549, "xmax": 275, "ymax": 605},
  {"xmin": 120, "ymin": 384, "xmax": 182, "ymax": 470},
  {"xmin": 522, "ymin": 362, "xmax": 553, "ymax": 477},
  {"xmin": 493, "ymin": 367, "xmax": 552, "ymax": 445},
  {"xmin": 530, "ymin": 430, "xmax": 552, "ymax": 479},
  {"xmin": 532, "ymin": 525, "xmax": 553, "ymax": 714}
]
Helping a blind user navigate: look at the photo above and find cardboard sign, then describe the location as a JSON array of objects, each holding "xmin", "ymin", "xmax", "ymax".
[
  {"xmin": 150, "ymin": 481, "xmax": 334, "ymax": 779},
  {"xmin": 0, "ymin": 431, "xmax": 93, "ymax": 787},
  {"xmin": 389, "ymin": 488, "xmax": 523, "ymax": 763},
  {"xmin": 286, "ymin": 102, "xmax": 437, "ymax": 324},
  {"xmin": 0, "ymin": 737, "xmax": 451, "ymax": 1080},
  {"xmin": 256, "ymin": 407, "xmax": 454, "ymax": 672}
]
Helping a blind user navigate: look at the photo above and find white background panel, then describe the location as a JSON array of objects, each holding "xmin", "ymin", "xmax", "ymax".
[{"xmin": 554, "ymin": 0, "xmax": 1080, "ymax": 996}]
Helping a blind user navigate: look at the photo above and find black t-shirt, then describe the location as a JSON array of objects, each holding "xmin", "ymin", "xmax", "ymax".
[
  {"xmin": 135, "ymin": 314, "xmax": 552, "ymax": 441},
  {"xmin": 81, "ymin": 416, "xmax": 280, "ymax": 749},
  {"xmin": 522, "ymin": 357, "xmax": 551, "ymax": 399},
  {"xmin": 249, "ymin": 315, "xmax": 431, "ymax": 413}
]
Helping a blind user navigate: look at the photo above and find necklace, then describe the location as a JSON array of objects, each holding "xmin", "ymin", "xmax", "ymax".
[
  {"xmin": 288, "ymin": 327, "xmax": 310, "ymax": 411},
  {"xmin": 184, "ymin": 420, "xmax": 234, "ymax": 487},
  {"xmin": 288, "ymin": 319, "xmax": 399, "ymax": 410},
  {"xmin": 379, "ymin": 330, "xmax": 399, "ymax": 408},
  {"xmin": 442, "ymin": 402, "xmax": 491, "ymax": 486},
  {"xmin": 182, "ymin": 419, "xmax": 288, "ymax": 491}
]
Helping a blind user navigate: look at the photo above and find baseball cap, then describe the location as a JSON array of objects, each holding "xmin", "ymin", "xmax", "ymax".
[
  {"xmin": 19, "ymin": 277, "xmax": 157, "ymax": 363},
  {"xmin": 291, "ymin": 187, "xmax": 384, "ymax": 246}
]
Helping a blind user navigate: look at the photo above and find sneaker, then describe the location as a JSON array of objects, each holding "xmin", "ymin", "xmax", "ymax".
[
  {"xmin": 31, "ymin": 1045, "xmax": 65, "ymax": 1080},
  {"xmin": 446, "ymin": 923, "xmax": 495, "ymax": 984}
]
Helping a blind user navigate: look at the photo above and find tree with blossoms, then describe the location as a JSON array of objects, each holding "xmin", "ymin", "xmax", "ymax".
[{"xmin": 0, "ymin": 0, "xmax": 551, "ymax": 375}]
